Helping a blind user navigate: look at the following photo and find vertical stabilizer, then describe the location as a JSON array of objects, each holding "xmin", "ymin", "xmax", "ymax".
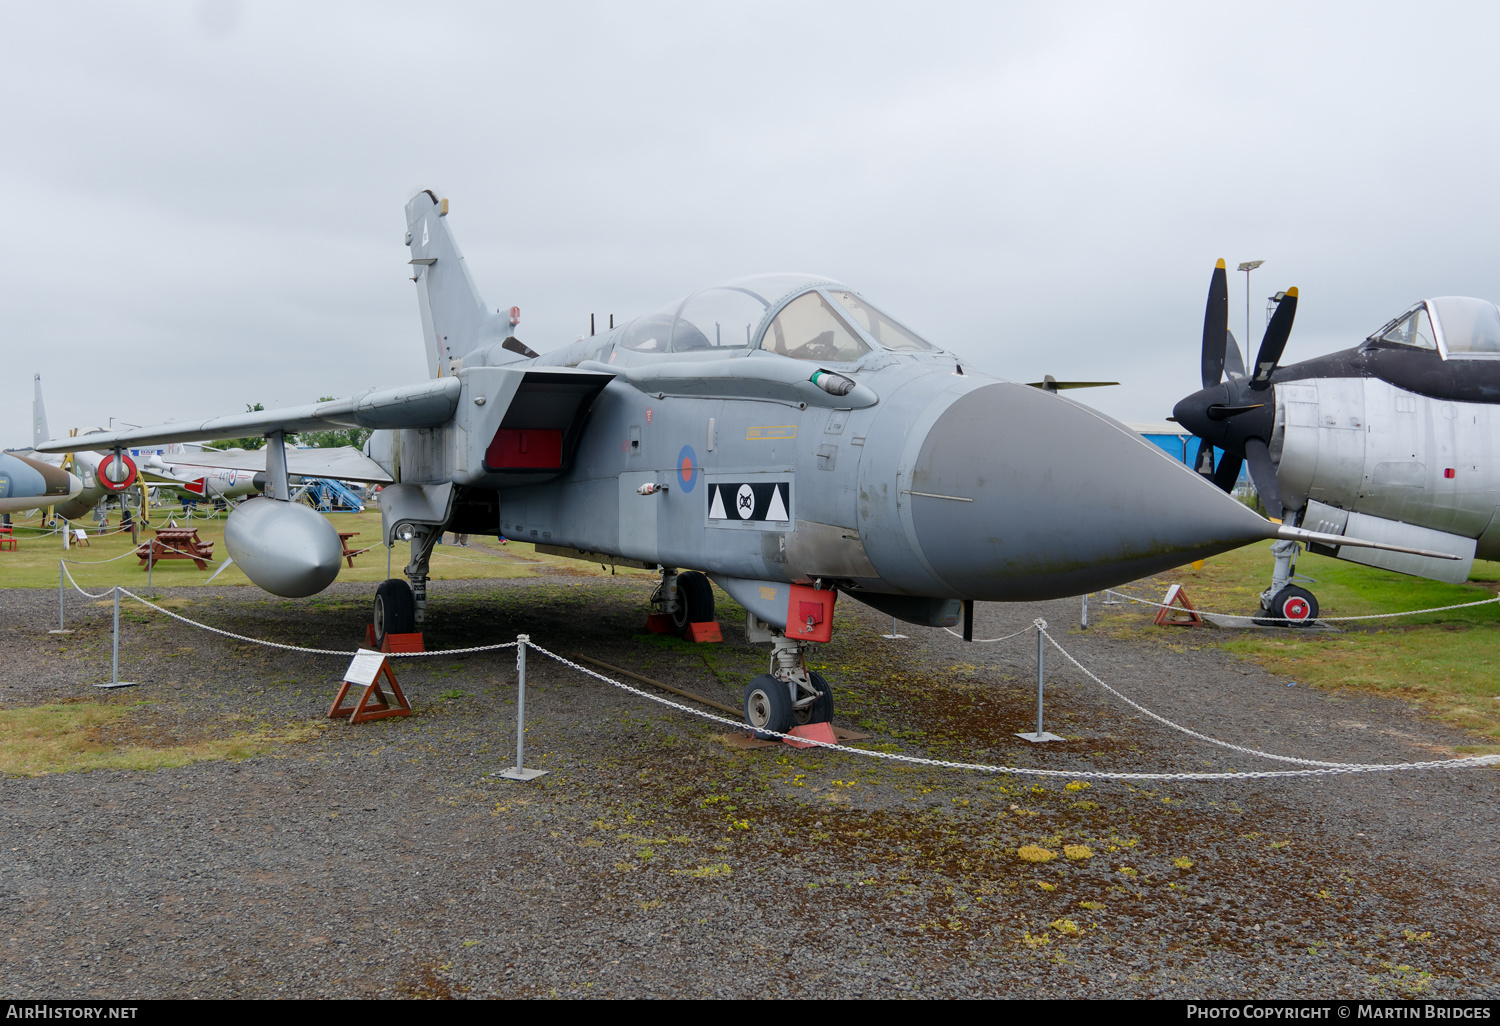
[
  {"xmin": 33, "ymin": 374, "xmax": 50, "ymax": 449},
  {"xmin": 405, "ymin": 191, "xmax": 503, "ymax": 378}
]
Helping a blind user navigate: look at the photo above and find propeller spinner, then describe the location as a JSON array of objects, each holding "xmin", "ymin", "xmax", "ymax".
[{"xmin": 1175, "ymin": 261, "xmax": 1297, "ymax": 519}]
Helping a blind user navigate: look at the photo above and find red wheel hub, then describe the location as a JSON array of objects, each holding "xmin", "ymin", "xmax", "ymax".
[{"xmin": 1282, "ymin": 597, "xmax": 1310, "ymax": 621}]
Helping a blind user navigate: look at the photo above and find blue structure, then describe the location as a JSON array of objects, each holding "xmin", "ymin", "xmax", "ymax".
[
  {"xmin": 299, "ymin": 478, "xmax": 365, "ymax": 512},
  {"xmin": 1127, "ymin": 422, "xmax": 1248, "ymax": 486}
]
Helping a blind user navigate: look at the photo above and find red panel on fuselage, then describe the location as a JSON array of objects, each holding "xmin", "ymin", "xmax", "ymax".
[{"xmin": 486, "ymin": 428, "xmax": 563, "ymax": 469}]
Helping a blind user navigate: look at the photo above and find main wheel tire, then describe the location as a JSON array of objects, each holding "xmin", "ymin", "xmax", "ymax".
[
  {"xmin": 792, "ymin": 670, "xmax": 834, "ymax": 726},
  {"xmin": 373, "ymin": 578, "xmax": 416, "ymax": 648},
  {"xmin": 675, "ymin": 571, "xmax": 714, "ymax": 634},
  {"xmin": 1263, "ymin": 585, "xmax": 1319, "ymax": 627},
  {"xmin": 743, "ymin": 674, "xmax": 793, "ymax": 738}
]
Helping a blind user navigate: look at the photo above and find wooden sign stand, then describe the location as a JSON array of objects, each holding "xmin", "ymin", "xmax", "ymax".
[
  {"xmin": 329, "ymin": 648, "xmax": 412, "ymax": 724},
  {"xmin": 1153, "ymin": 584, "xmax": 1203, "ymax": 627}
]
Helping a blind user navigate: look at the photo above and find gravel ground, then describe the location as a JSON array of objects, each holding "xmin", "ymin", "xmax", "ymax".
[{"xmin": 1, "ymin": 561, "xmax": 1497, "ymax": 1000}]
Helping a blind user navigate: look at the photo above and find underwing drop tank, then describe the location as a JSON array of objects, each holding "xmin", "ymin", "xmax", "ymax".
[{"xmin": 223, "ymin": 497, "xmax": 343, "ymax": 598}]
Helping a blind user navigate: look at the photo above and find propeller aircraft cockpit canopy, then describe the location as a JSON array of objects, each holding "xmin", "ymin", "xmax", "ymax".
[{"xmin": 34, "ymin": 195, "xmax": 1458, "ymax": 734}]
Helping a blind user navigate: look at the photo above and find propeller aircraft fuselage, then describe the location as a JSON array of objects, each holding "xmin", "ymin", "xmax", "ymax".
[
  {"xmin": 39, "ymin": 194, "xmax": 1448, "ymax": 732},
  {"xmin": 1175, "ymin": 261, "xmax": 1500, "ymax": 623}
]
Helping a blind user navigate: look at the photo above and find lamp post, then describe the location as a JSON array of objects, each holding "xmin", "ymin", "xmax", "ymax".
[{"xmin": 1238, "ymin": 260, "xmax": 1264, "ymax": 348}]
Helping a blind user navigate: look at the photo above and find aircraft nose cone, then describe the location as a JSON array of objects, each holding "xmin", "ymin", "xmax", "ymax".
[
  {"xmin": 906, "ymin": 383, "xmax": 1271, "ymax": 600},
  {"xmin": 65, "ymin": 471, "xmax": 83, "ymax": 499}
]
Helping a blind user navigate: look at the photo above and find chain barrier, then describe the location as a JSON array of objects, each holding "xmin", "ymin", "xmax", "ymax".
[
  {"xmin": 1104, "ymin": 588, "xmax": 1500, "ymax": 623},
  {"xmin": 59, "ymin": 561, "xmax": 117, "ymax": 600},
  {"xmin": 62, "ymin": 548, "xmax": 150, "ymax": 566},
  {"xmin": 44, "ymin": 578, "xmax": 1500, "ymax": 781},
  {"xmin": 522, "ymin": 639, "xmax": 1500, "ymax": 782},
  {"xmin": 940, "ymin": 623, "xmax": 1037, "ymax": 645},
  {"xmin": 112, "ymin": 587, "xmax": 520, "ymax": 658},
  {"xmin": 1040, "ymin": 626, "xmax": 1380, "ymax": 769}
]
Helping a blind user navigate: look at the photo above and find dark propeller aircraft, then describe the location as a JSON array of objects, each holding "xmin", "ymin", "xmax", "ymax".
[
  {"xmin": 39, "ymin": 197, "xmax": 1450, "ymax": 732},
  {"xmin": 1175, "ymin": 260, "xmax": 1500, "ymax": 624}
]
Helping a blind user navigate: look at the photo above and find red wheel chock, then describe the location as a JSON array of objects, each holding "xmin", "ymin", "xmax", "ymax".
[
  {"xmin": 363, "ymin": 623, "xmax": 425, "ymax": 652},
  {"xmin": 784, "ymin": 722, "xmax": 837, "ymax": 749},
  {"xmin": 685, "ymin": 622, "xmax": 722, "ymax": 643},
  {"xmin": 644, "ymin": 615, "xmax": 722, "ymax": 642}
]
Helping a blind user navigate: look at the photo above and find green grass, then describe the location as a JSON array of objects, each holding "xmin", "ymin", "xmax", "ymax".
[
  {"xmin": 0, "ymin": 504, "xmax": 566, "ymax": 590},
  {"xmin": 0, "ymin": 701, "xmax": 326, "ymax": 776},
  {"xmin": 1104, "ymin": 543, "xmax": 1500, "ymax": 740}
]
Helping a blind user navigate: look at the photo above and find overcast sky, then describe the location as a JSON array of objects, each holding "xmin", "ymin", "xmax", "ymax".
[{"xmin": 4, "ymin": 1, "xmax": 1499, "ymax": 443}]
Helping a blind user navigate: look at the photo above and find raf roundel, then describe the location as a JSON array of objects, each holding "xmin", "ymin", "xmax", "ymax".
[{"xmin": 677, "ymin": 445, "xmax": 697, "ymax": 493}]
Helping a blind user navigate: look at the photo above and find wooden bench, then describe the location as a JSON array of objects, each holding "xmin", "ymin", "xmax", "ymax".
[
  {"xmin": 137, "ymin": 527, "xmax": 215, "ymax": 570},
  {"xmin": 339, "ymin": 531, "xmax": 362, "ymax": 568}
]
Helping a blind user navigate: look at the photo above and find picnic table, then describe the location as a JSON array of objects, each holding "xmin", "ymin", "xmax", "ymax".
[
  {"xmin": 137, "ymin": 527, "xmax": 215, "ymax": 570},
  {"xmin": 339, "ymin": 531, "xmax": 363, "ymax": 568}
]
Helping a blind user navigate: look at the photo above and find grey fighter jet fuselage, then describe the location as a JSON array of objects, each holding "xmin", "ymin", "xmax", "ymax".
[{"xmin": 40, "ymin": 193, "xmax": 1448, "ymax": 733}]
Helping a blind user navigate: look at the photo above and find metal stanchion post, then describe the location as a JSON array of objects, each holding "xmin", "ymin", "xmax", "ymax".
[
  {"xmin": 96, "ymin": 586, "xmax": 137, "ymax": 689},
  {"xmin": 49, "ymin": 559, "xmax": 72, "ymax": 634},
  {"xmin": 880, "ymin": 616, "xmax": 907, "ymax": 640},
  {"xmin": 500, "ymin": 634, "xmax": 546, "ymax": 780},
  {"xmin": 1081, "ymin": 592, "xmax": 1089, "ymax": 629},
  {"xmin": 1016, "ymin": 622, "xmax": 1063, "ymax": 743}
]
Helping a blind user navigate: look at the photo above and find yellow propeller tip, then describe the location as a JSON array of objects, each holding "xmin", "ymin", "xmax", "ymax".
[
  {"xmin": 1215, "ymin": 258, "xmax": 1226, "ymax": 269},
  {"xmin": 1286, "ymin": 286, "xmax": 1298, "ymax": 297}
]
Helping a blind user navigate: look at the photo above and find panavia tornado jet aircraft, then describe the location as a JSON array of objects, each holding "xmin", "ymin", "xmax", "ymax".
[
  {"xmin": 38, "ymin": 194, "xmax": 1452, "ymax": 733},
  {"xmin": 1175, "ymin": 260, "xmax": 1500, "ymax": 624}
]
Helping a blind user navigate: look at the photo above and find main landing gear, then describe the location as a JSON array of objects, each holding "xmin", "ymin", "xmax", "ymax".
[
  {"xmin": 1253, "ymin": 531, "xmax": 1321, "ymax": 628},
  {"xmin": 649, "ymin": 568, "xmax": 715, "ymax": 637},
  {"xmin": 743, "ymin": 634, "xmax": 833, "ymax": 737},
  {"xmin": 371, "ymin": 524, "xmax": 440, "ymax": 648}
]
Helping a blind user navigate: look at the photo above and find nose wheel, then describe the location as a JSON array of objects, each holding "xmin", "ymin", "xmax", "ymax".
[
  {"xmin": 1254, "ymin": 584, "xmax": 1319, "ymax": 627},
  {"xmin": 742, "ymin": 636, "xmax": 834, "ymax": 738}
]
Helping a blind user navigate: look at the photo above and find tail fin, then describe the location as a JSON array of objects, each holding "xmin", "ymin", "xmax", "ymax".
[
  {"xmin": 33, "ymin": 374, "xmax": 50, "ymax": 449},
  {"xmin": 405, "ymin": 191, "xmax": 504, "ymax": 378}
]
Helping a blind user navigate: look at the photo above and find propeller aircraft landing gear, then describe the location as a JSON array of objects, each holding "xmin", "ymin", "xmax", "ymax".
[
  {"xmin": 1252, "ymin": 533, "xmax": 1320, "ymax": 627},
  {"xmin": 742, "ymin": 634, "xmax": 833, "ymax": 738}
]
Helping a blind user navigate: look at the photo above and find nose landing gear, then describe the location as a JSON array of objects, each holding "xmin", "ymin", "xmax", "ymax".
[
  {"xmin": 742, "ymin": 634, "xmax": 833, "ymax": 737},
  {"xmin": 1253, "ymin": 533, "xmax": 1321, "ymax": 627}
]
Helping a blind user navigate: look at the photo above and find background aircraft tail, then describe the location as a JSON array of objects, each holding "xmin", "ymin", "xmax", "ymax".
[
  {"xmin": 33, "ymin": 374, "xmax": 50, "ymax": 449},
  {"xmin": 405, "ymin": 190, "xmax": 506, "ymax": 379}
]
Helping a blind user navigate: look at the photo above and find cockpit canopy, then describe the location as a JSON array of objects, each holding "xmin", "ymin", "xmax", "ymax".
[
  {"xmin": 617, "ymin": 273, "xmax": 936, "ymax": 362},
  {"xmin": 1369, "ymin": 297, "xmax": 1500, "ymax": 358}
]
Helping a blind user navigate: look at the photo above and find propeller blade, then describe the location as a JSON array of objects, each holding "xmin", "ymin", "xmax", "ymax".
[
  {"xmin": 1224, "ymin": 328, "xmax": 1245, "ymax": 379},
  {"xmin": 1211, "ymin": 450, "xmax": 1243, "ymax": 493},
  {"xmin": 1243, "ymin": 436, "xmax": 1283, "ymax": 519},
  {"xmin": 1201, "ymin": 259, "xmax": 1229, "ymax": 389},
  {"xmin": 1250, "ymin": 286, "xmax": 1298, "ymax": 391}
]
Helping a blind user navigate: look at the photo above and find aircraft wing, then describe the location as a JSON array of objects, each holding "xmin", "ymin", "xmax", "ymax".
[
  {"xmin": 153, "ymin": 446, "xmax": 393, "ymax": 484},
  {"xmin": 34, "ymin": 378, "xmax": 461, "ymax": 455}
]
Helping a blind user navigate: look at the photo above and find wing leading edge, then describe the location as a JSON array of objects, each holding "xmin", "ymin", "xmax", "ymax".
[{"xmin": 34, "ymin": 377, "xmax": 462, "ymax": 455}]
